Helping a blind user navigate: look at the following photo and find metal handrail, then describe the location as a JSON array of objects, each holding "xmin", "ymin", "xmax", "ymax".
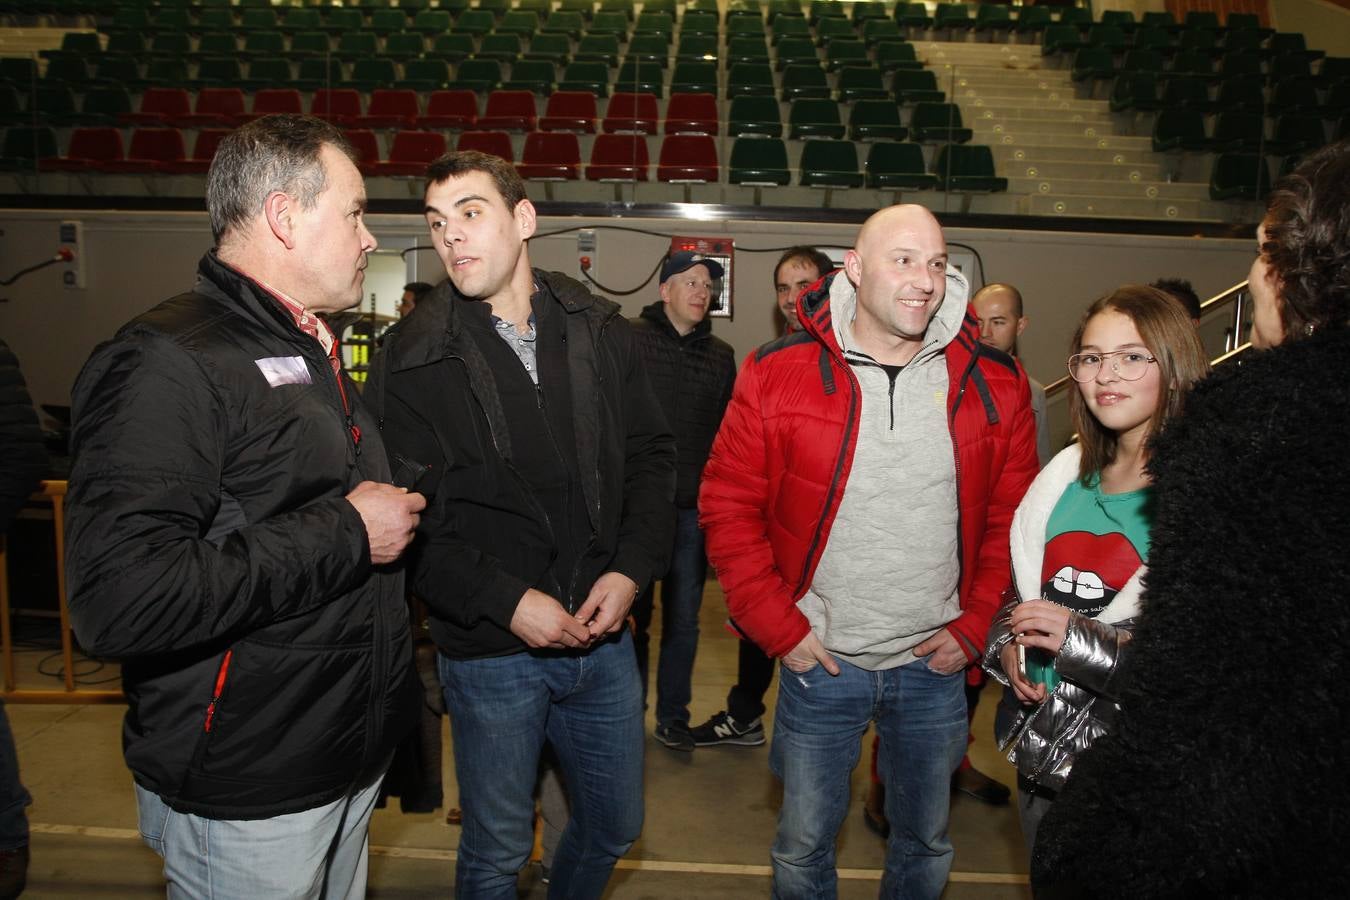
[{"xmin": 1045, "ymin": 279, "xmax": 1253, "ymax": 397}]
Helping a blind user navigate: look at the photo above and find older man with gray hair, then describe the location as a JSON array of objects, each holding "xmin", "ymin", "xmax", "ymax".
[{"xmin": 66, "ymin": 114, "xmax": 425, "ymax": 898}]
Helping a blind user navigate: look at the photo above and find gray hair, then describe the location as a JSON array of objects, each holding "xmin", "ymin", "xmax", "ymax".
[{"xmin": 206, "ymin": 115, "xmax": 356, "ymax": 245}]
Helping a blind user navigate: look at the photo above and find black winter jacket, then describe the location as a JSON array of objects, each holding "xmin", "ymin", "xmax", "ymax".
[
  {"xmin": 1033, "ymin": 326, "xmax": 1350, "ymax": 898},
  {"xmin": 629, "ymin": 302, "xmax": 736, "ymax": 508},
  {"xmin": 372, "ymin": 271, "xmax": 677, "ymax": 661},
  {"xmin": 0, "ymin": 338, "xmax": 47, "ymax": 532},
  {"xmin": 66, "ymin": 252, "xmax": 420, "ymax": 820}
]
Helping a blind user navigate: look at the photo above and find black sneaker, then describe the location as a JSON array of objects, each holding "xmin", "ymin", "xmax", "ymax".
[
  {"xmin": 689, "ymin": 711, "xmax": 766, "ymax": 747},
  {"xmin": 654, "ymin": 722, "xmax": 695, "ymax": 752}
]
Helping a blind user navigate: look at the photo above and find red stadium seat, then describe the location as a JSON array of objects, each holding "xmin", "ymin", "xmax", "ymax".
[
  {"xmin": 41, "ymin": 126, "xmax": 124, "ymax": 172},
  {"xmin": 375, "ymin": 130, "xmax": 448, "ymax": 175},
  {"xmin": 657, "ymin": 134, "xmax": 719, "ymax": 183},
  {"xmin": 358, "ymin": 89, "xmax": 421, "ymax": 129},
  {"xmin": 164, "ymin": 128, "xmax": 231, "ymax": 174},
  {"xmin": 122, "ymin": 88, "xmax": 191, "ymax": 127},
  {"xmin": 539, "ymin": 91, "xmax": 598, "ymax": 133},
  {"xmin": 516, "ymin": 131, "xmax": 581, "ymax": 180},
  {"xmin": 602, "ymin": 92, "xmax": 659, "ymax": 134},
  {"xmin": 479, "ymin": 90, "xmax": 538, "ymax": 132},
  {"xmin": 664, "ymin": 92, "xmax": 718, "ymax": 135},
  {"xmin": 181, "ymin": 88, "xmax": 248, "ymax": 128},
  {"xmin": 311, "ymin": 89, "xmax": 363, "ymax": 126},
  {"xmin": 586, "ymin": 134, "xmax": 650, "ymax": 181},
  {"xmin": 455, "ymin": 130, "xmax": 514, "ymax": 161},
  {"xmin": 344, "ymin": 129, "xmax": 383, "ymax": 176},
  {"xmin": 417, "ymin": 90, "xmax": 479, "ymax": 130},
  {"xmin": 102, "ymin": 128, "xmax": 187, "ymax": 173},
  {"xmin": 250, "ymin": 89, "xmax": 304, "ymax": 119}
]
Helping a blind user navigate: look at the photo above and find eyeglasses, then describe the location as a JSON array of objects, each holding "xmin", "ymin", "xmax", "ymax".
[{"xmin": 1067, "ymin": 350, "xmax": 1158, "ymax": 383}]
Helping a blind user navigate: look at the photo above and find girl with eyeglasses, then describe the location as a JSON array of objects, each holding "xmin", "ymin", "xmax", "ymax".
[
  {"xmin": 982, "ymin": 285, "xmax": 1209, "ymax": 851},
  {"xmin": 1033, "ymin": 142, "xmax": 1350, "ymax": 898}
]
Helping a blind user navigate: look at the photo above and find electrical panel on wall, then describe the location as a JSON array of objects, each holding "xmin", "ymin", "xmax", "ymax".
[{"xmin": 667, "ymin": 236, "xmax": 734, "ymax": 319}]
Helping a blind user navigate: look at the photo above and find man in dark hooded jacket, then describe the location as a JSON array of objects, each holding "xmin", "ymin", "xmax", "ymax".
[{"xmin": 629, "ymin": 251, "xmax": 737, "ymax": 751}]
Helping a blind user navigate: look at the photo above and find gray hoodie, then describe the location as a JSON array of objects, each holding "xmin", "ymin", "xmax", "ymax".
[{"xmin": 796, "ymin": 268, "xmax": 971, "ymax": 670}]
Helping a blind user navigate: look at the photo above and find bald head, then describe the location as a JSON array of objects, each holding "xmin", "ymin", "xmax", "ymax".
[
  {"xmin": 971, "ymin": 283, "xmax": 1027, "ymax": 356},
  {"xmin": 842, "ymin": 204, "xmax": 949, "ymax": 365}
]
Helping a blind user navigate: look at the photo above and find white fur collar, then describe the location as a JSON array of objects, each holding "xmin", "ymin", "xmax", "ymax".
[{"xmin": 1010, "ymin": 445, "xmax": 1145, "ymax": 624}]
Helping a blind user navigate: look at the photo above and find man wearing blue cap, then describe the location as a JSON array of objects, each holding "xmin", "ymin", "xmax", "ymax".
[{"xmin": 630, "ymin": 252, "xmax": 738, "ymax": 751}]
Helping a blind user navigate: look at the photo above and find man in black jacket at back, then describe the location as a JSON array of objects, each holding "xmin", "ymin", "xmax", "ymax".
[
  {"xmin": 373, "ymin": 151, "xmax": 676, "ymax": 899},
  {"xmin": 65, "ymin": 115, "xmax": 425, "ymax": 898},
  {"xmin": 629, "ymin": 252, "xmax": 737, "ymax": 752}
]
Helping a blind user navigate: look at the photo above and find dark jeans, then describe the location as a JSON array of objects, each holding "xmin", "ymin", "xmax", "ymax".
[
  {"xmin": 439, "ymin": 633, "xmax": 644, "ymax": 899},
  {"xmin": 631, "ymin": 507, "xmax": 706, "ymax": 728},
  {"xmin": 0, "ymin": 699, "xmax": 29, "ymax": 851},
  {"xmin": 727, "ymin": 637, "xmax": 776, "ymax": 723}
]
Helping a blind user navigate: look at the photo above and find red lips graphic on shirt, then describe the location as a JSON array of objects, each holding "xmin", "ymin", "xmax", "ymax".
[{"xmin": 1038, "ymin": 530, "xmax": 1144, "ymax": 617}]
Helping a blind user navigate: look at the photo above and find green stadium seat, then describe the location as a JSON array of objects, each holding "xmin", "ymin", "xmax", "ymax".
[
  {"xmin": 776, "ymin": 37, "xmax": 819, "ymax": 70},
  {"xmin": 1087, "ymin": 25, "xmax": 1129, "ymax": 53},
  {"xmin": 383, "ymin": 32, "xmax": 427, "ymax": 61},
  {"xmin": 1121, "ymin": 50, "xmax": 1165, "ymax": 74},
  {"xmin": 1159, "ymin": 76, "xmax": 1214, "ymax": 112},
  {"xmin": 1209, "ymin": 151, "xmax": 1271, "ymax": 200},
  {"xmin": 586, "ymin": 11, "xmax": 630, "ymax": 39},
  {"xmin": 499, "ymin": 11, "xmax": 541, "ymax": 36},
  {"xmin": 877, "ymin": 41, "xmax": 922, "ymax": 72},
  {"xmin": 909, "ymin": 101, "xmax": 972, "ymax": 143},
  {"xmin": 974, "ymin": 5, "xmax": 1013, "ymax": 36},
  {"xmin": 43, "ymin": 56, "xmax": 89, "ymax": 85},
  {"xmin": 729, "ymin": 137, "xmax": 791, "ymax": 185},
  {"xmin": 1099, "ymin": 11, "xmax": 1137, "ymax": 33},
  {"xmin": 728, "ymin": 94, "xmax": 782, "ymax": 137},
  {"xmin": 412, "ymin": 10, "xmax": 453, "ymax": 36},
  {"xmin": 615, "ymin": 59, "xmax": 665, "ymax": 95},
  {"xmin": 848, "ymin": 98, "xmax": 906, "ymax": 140},
  {"xmin": 670, "ymin": 61, "xmax": 717, "ymax": 94},
  {"xmin": 429, "ymin": 34, "xmax": 477, "ymax": 62},
  {"xmin": 772, "ymin": 15, "xmax": 811, "ymax": 43},
  {"xmin": 677, "ymin": 35, "xmax": 719, "ymax": 61},
  {"xmin": 861, "ymin": 19, "xmax": 904, "ymax": 46},
  {"xmin": 682, "ymin": 11, "xmax": 720, "ymax": 37},
  {"xmin": 244, "ymin": 59, "xmax": 295, "ymax": 91},
  {"xmin": 545, "ymin": 10, "xmax": 588, "ymax": 39},
  {"xmin": 526, "ymin": 34, "xmax": 572, "ymax": 66},
  {"xmin": 897, "ymin": 3, "xmax": 934, "ymax": 31},
  {"xmin": 559, "ymin": 61, "xmax": 610, "ymax": 96},
  {"xmin": 788, "ymin": 97, "xmax": 845, "ymax": 139},
  {"xmin": 1071, "ymin": 48, "xmax": 1117, "ymax": 83},
  {"xmin": 1041, "ymin": 24, "xmax": 1083, "ymax": 56},
  {"xmin": 349, "ymin": 58, "xmax": 398, "ymax": 92},
  {"xmin": 78, "ymin": 84, "xmax": 134, "ymax": 124},
  {"xmin": 504, "ymin": 60, "xmax": 556, "ymax": 94},
  {"xmin": 575, "ymin": 35, "xmax": 621, "ymax": 66},
  {"xmin": 1209, "ymin": 110, "xmax": 1266, "ymax": 151},
  {"xmin": 825, "ymin": 39, "xmax": 869, "ymax": 71},
  {"xmin": 933, "ymin": 143, "xmax": 1006, "ymax": 191},
  {"xmin": 1152, "ymin": 108, "xmax": 1209, "ymax": 152},
  {"xmin": 455, "ymin": 59, "xmax": 503, "ymax": 93},
  {"xmin": 1216, "ymin": 75, "xmax": 1266, "ymax": 113},
  {"xmin": 780, "ymin": 63, "xmax": 830, "ymax": 100},
  {"xmin": 456, "ymin": 10, "xmax": 498, "ymax": 37},
  {"xmin": 627, "ymin": 34, "xmax": 671, "ymax": 66},
  {"xmin": 243, "ymin": 31, "xmax": 285, "ymax": 59},
  {"xmin": 815, "ymin": 18, "xmax": 857, "ymax": 46},
  {"xmin": 865, "ymin": 141, "xmax": 938, "ymax": 190},
  {"xmin": 838, "ymin": 66, "xmax": 888, "ymax": 102},
  {"xmin": 893, "ymin": 68, "xmax": 944, "ymax": 104},
  {"xmin": 1268, "ymin": 113, "xmax": 1327, "ymax": 155},
  {"xmin": 1109, "ymin": 72, "xmax": 1161, "ymax": 113},
  {"xmin": 337, "ymin": 32, "xmax": 380, "ymax": 61},
  {"xmin": 478, "ymin": 34, "xmax": 523, "ymax": 62},
  {"xmin": 289, "ymin": 31, "xmax": 332, "ymax": 56},
  {"xmin": 728, "ymin": 62, "xmax": 775, "ymax": 98},
  {"xmin": 1014, "ymin": 6, "xmax": 1052, "ymax": 38},
  {"xmin": 934, "ymin": 4, "xmax": 974, "ymax": 35}
]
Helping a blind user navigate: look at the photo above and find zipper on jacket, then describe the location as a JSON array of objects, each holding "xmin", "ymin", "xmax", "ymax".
[
  {"xmin": 202, "ymin": 649, "xmax": 234, "ymax": 733},
  {"xmin": 795, "ymin": 353, "xmax": 859, "ymax": 595},
  {"xmin": 536, "ymin": 384, "xmax": 584, "ymax": 612}
]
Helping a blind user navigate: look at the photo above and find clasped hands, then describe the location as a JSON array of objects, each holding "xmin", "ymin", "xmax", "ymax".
[{"xmin": 509, "ymin": 572, "xmax": 639, "ymax": 650}]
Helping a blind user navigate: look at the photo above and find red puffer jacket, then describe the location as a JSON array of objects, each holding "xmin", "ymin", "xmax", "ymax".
[{"xmin": 699, "ymin": 273, "xmax": 1039, "ymax": 663}]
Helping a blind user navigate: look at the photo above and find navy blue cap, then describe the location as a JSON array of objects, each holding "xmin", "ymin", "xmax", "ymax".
[{"xmin": 660, "ymin": 251, "xmax": 725, "ymax": 285}]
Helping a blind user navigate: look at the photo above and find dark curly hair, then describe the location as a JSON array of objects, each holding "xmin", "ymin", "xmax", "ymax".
[{"xmin": 1260, "ymin": 139, "xmax": 1350, "ymax": 337}]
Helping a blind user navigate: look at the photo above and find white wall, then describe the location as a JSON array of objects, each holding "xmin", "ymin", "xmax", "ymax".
[
  {"xmin": 0, "ymin": 208, "xmax": 1254, "ymax": 450},
  {"xmin": 1271, "ymin": 0, "xmax": 1350, "ymax": 56}
]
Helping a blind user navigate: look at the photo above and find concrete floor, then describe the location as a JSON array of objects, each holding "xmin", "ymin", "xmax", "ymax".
[{"xmin": 6, "ymin": 580, "xmax": 1032, "ymax": 898}]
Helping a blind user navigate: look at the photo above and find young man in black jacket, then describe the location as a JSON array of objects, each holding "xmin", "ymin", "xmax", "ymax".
[
  {"xmin": 629, "ymin": 252, "xmax": 737, "ymax": 751},
  {"xmin": 65, "ymin": 115, "xmax": 426, "ymax": 898},
  {"xmin": 373, "ymin": 152, "xmax": 676, "ymax": 898}
]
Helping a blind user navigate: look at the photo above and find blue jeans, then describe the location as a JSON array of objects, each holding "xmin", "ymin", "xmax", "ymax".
[
  {"xmin": 770, "ymin": 658, "xmax": 967, "ymax": 900},
  {"xmin": 440, "ymin": 630, "xmax": 644, "ymax": 899},
  {"xmin": 631, "ymin": 506, "xmax": 707, "ymax": 728},
  {"xmin": 0, "ymin": 699, "xmax": 30, "ymax": 851},
  {"xmin": 134, "ymin": 771, "xmax": 384, "ymax": 899}
]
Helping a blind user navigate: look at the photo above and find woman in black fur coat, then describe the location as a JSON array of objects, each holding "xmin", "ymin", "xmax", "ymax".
[{"xmin": 1032, "ymin": 140, "xmax": 1350, "ymax": 898}]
